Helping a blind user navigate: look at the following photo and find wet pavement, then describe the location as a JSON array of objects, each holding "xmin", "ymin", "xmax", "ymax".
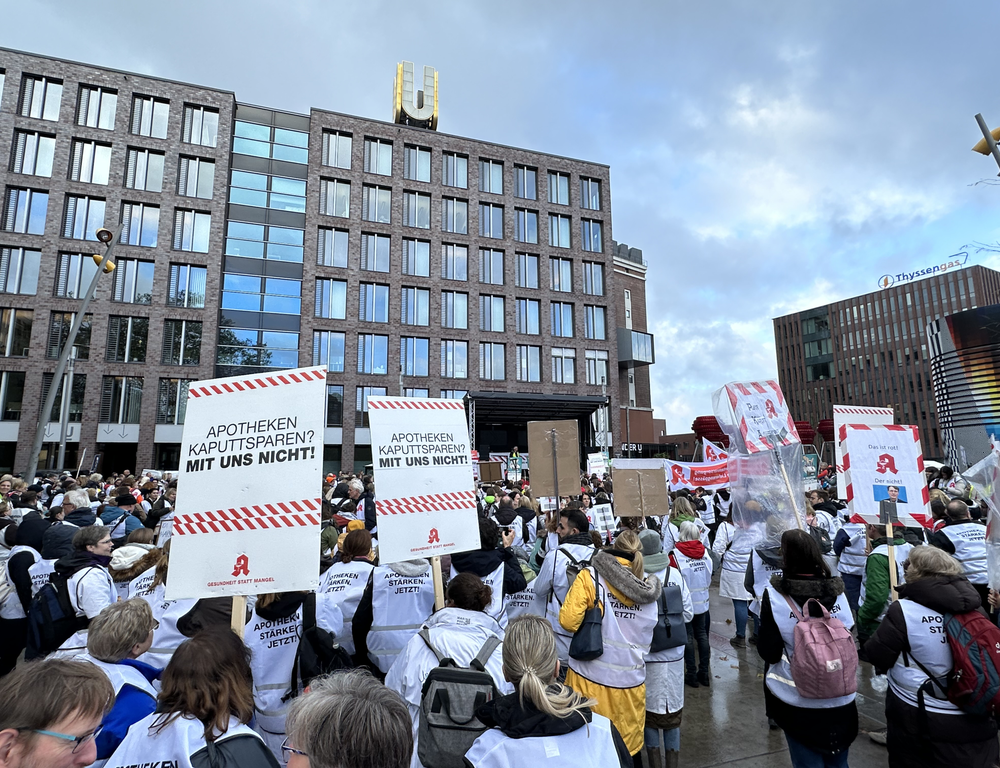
[{"xmin": 678, "ymin": 588, "xmax": 890, "ymax": 767}]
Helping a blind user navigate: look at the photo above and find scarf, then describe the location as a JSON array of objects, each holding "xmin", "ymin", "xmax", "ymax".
[
  {"xmin": 88, "ymin": 553, "xmax": 112, "ymax": 568},
  {"xmin": 671, "ymin": 513, "xmax": 697, "ymax": 525}
]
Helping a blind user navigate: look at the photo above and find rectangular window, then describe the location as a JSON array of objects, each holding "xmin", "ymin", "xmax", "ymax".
[
  {"xmin": 182, "ymin": 105, "xmax": 219, "ymax": 147},
  {"xmin": 583, "ymin": 261, "xmax": 604, "ymax": 296},
  {"xmin": 54, "ymin": 254, "xmax": 97, "ymax": 300},
  {"xmin": 325, "ymin": 384, "xmax": 344, "ymax": 427},
  {"xmin": 516, "ymin": 298, "xmax": 540, "ymax": 335},
  {"xmin": 442, "ymin": 243, "xmax": 468, "ymax": 281},
  {"xmin": 404, "ymin": 145, "xmax": 431, "ymax": 182},
  {"xmin": 515, "ymin": 253, "xmax": 539, "ymax": 289},
  {"xmin": 360, "ymin": 233, "xmax": 390, "ymax": 272},
  {"xmin": 441, "ymin": 197, "xmax": 468, "ymax": 234},
  {"xmin": 105, "ymin": 316, "xmax": 148, "ymax": 363},
  {"xmin": 403, "ymin": 191, "xmax": 430, "ymax": 228},
  {"xmin": 41, "ymin": 372, "xmax": 86, "ymax": 423},
  {"xmin": 177, "ymin": 157, "xmax": 215, "ymax": 199},
  {"xmin": 441, "ymin": 340, "xmax": 469, "ymax": 379},
  {"xmin": 315, "ymin": 278, "xmax": 347, "ymax": 319},
  {"xmin": 111, "ymin": 258, "xmax": 154, "ymax": 304},
  {"xmin": 517, "ymin": 345, "xmax": 541, "ymax": 382},
  {"xmin": 580, "ymin": 177, "xmax": 602, "ymax": 210},
  {"xmin": 173, "ymin": 210, "xmax": 211, "ymax": 253},
  {"xmin": 479, "ymin": 295, "xmax": 505, "ymax": 332},
  {"xmin": 364, "ymin": 138, "xmax": 393, "ymax": 175},
  {"xmin": 313, "ymin": 331, "xmax": 346, "ymax": 372},
  {"xmin": 581, "ymin": 219, "xmax": 603, "ymax": 252},
  {"xmin": 317, "ymin": 228, "xmax": 349, "ymax": 268},
  {"xmin": 99, "ymin": 376, "xmax": 143, "ymax": 423},
  {"xmin": 585, "ymin": 305, "xmax": 606, "ymax": 340},
  {"xmin": 551, "ymin": 302, "xmax": 574, "ymax": 338},
  {"xmin": 479, "ymin": 342, "xmax": 505, "ymax": 380},
  {"xmin": 357, "ymin": 334, "xmax": 389, "ymax": 374},
  {"xmin": 585, "ymin": 349, "xmax": 609, "ymax": 385},
  {"xmin": 441, "ymin": 291, "xmax": 468, "ymax": 329},
  {"xmin": 515, "ymin": 165, "xmax": 537, "ymax": 200},
  {"xmin": 359, "ymin": 283, "xmax": 390, "ymax": 323},
  {"xmin": 515, "ymin": 209, "xmax": 538, "ymax": 243},
  {"xmin": 125, "ymin": 148, "xmax": 164, "ymax": 192},
  {"xmin": 401, "ymin": 287, "xmax": 430, "ymax": 326},
  {"xmin": 479, "ymin": 203, "xmax": 503, "ymax": 238},
  {"xmin": 550, "ymin": 258, "xmax": 572, "ymax": 292},
  {"xmin": 156, "ymin": 378, "xmax": 191, "ymax": 425},
  {"xmin": 401, "ymin": 238, "xmax": 430, "ymax": 277},
  {"xmin": 404, "ymin": 388, "xmax": 429, "ymax": 398},
  {"xmin": 479, "ymin": 159, "xmax": 503, "ymax": 194},
  {"xmin": 120, "ymin": 202, "xmax": 159, "ymax": 247},
  {"xmin": 167, "ymin": 264, "xmax": 207, "ymax": 308},
  {"xmin": 216, "ymin": 327, "xmax": 299, "ymax": 370},
  {"xmin": 362, "ymin": 185, "xmax": 391, "ymax": 223},
  {"xmin": 69, "ymin": 140, "xmax": 111, "ymax": 185},
  {"xmin": 440, "ymin": 389, "xmax": 467, "ymax": 400},
  {"xmin": 161, "ymin": 319, "xmax": 201, "ymax": 365},
  {"xmin": 355, "ymin": 386, "xmax": 388, "ymax": 427},
  {"xmin": 62, "ymin": 196, "xmax": 106, "ymax": 241},
  {"xmin": 11, "ymin": 131, "xmax": 55, "ymax": 177},
  {"xmin": 479, "ymin": 249, "xmax": 504, "ymax": 285},
  {"xmin": 0, "ymin": 371, "xmax": 26, "ymax": 421},
  {"xmin": 2, "ymin": 188, "xmax": 48, "ymax": 235},
  {"xmin": 77, "ymin": 85, "xmax": 117, "ymax": 130},
  {"xmin": 548, "ymin": 172, "xmax": 570, "ymax": 205},
  {"xmin": 47, "ymin": 311, "xmax": 91, "ymax": 359},
  {"xmin": 549, "ymin": 214, "xmax": 571, "ymax": 247},
  {"xmin": 130, "ymin": 96, "xmax": 169, "ymax": 139},
  {"xmin": 19, "ymin": 76, "xmax": 62, "ymax": 121},
  {"xmin": 401, "ymin": 336, "xmax": 430, "ymax": 376},
  {"xmin": 552, "ymin": 347, "xmax": 575, "ymax": 384},
  {"xmin": 442, "ymin": 152, "xmax": 468, "ymax": 188},
  {"xmin": 0, "ymin": 309, "xmax": 32, "ymax": 357},
  {"xmin": 0, "ymin": 247, "xmax": 40, "ymax": 295},
  {"xmin": 319, "ymin": 179, "xmax": 351, "ymax": 218},
  {"xmin": 322, "ymin": 131, "xmax": 352, "ymax": 169}
]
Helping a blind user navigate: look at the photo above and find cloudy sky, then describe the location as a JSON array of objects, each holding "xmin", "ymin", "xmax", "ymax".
[{"xmin": 6, "ymin": 1, "xmax": 1000, "ymax": 433}]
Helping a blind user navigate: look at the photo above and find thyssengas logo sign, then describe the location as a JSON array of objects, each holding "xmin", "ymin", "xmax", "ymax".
[{"xmin": 878, "ymin": 252, "xmax": 968, "ymax": 289}]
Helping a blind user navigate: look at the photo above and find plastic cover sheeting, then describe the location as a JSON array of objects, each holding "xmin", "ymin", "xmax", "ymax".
[{"xmin": 962, "ymin": 449, "xmax": 1000, "ymax": 589}]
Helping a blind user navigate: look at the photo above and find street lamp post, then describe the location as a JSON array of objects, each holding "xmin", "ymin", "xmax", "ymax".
[
  {"xmin": 55, "ymin": 347, "xmax": 76, "ymax": 470},
  {"xmin": 26, "ymin": 224, "xmax": 122, "ymax": 480}
]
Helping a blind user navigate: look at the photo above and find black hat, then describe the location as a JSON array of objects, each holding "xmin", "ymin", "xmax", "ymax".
[
  {"xmin": 115, "ymin": 494, "xmax": 136, "ymax": 507},
  {"xmin": 27, "ymin": 484, "xmax": 43, "ymax": 493}
]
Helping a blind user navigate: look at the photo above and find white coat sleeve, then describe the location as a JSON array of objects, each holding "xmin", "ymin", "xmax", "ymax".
[
  {"xmin": 315, "ymin": 592, "xmax": 344, "ymax": 640},
  {"xmin": 78, "ymin": 568, "xmax": 115, "ymax": 619}
]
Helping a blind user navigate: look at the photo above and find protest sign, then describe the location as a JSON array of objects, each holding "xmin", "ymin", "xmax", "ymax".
[
  {"xmin": 471, "ymin": 450, "xmax": 480, "ymax": 482},
  {"xmin": 702, "ymin": 439, "xmax": 729, "ymax": 463},
  {"xmin": 611, "ymin": 459, "xmax": 670, "ymax": 518},
  {"xmin": 666, "ymin": 459, "xmax": 729, "ymax": 491},
  {"xmin": 833, "ymin": 405, "xmax": 893, "ymax": 500},
  {"xmin": 962, "ymin": 449, "xmax": 1000, "ymax": 588},
  {"xmin": 840, "ymin": 423, "xmax": 931, "ymax": 528},
  {"xmin": 166, "ymin": 366, "xmax": 326, "ymax": 601},
  {"xmin": 367, "ymin": 396, "xmax": 479, "ymax": 564},
  {"xmin": 587, "ymin": 452, "xmax": 608, "ymax": 478},
  {"xmin": 527, "ymin": 420, "xmax": 580, "ymax": 497},
  {"xmin": 588, "ymin": 503, "xmax": 616, "ymax": 542},
  {"xmin": 714, "ymin": 380, "xmax": 800, "ymax": 454},
  {"xmin": 478, "ymin": 461, "xmax": 503, "ymax": 483}
]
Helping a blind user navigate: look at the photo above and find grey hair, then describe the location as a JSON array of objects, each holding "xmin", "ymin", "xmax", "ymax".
[
  {"xmin": 905, "ymin": 546, "xmax": 963, "ymax": 581},
  {"xmin": 678, "ymin": 520, "xmax": 701, "ymax": 542},
  {"xmin": 348, "ymin": 478, "xmax": 365, "ymax": 494},
  {"xmin": 63, "ymin": 489, "xmax": 92, "ymax": 509},
  {"xmin": 87, "ymin": 599, "xmax": 154, "ymax": 662},
  {"xmin": 285, "ymin": 670, "xmax": 412, "ymax": 768}
]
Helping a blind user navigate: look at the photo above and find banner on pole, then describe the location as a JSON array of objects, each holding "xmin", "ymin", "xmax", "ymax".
[
  {"xmin": 715, "ymin": 380, "xmax": 800, "ymax": 454},
  {"xmin": 587, "ymin": 452, "xmax": 608, "ymax": 478},
  {"xmin": 702, "ymin": 439, "xmax": 729, "ymax": 463},
  {"xmin": 666, "ymin": 459, "xmax": 729, "ymax": 491},
  {"xmin": 166, "ymin": 366, "xmax": 326, "ymax": 600},
  {"xmin": 368, "ymin": 396, "xmax": 479, "ymax": 564},
  {"xmin": 833, "ymin": 405, "xmax": 894, "ymax": 500}
]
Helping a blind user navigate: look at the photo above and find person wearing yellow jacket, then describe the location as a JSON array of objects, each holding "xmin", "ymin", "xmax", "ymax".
[{"xmin": 559, "ymin": 530, "xmax": 662, "ymax": 759}]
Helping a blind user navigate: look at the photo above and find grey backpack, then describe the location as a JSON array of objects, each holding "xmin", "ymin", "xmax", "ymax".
[{"xmin": 417, "ymin": 628, "xmax": 501, "ymax": 768}]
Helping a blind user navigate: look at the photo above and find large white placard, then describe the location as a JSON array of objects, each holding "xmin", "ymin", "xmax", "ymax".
[
  {"xmin": 368, "ymin": 396, "xmax": 480, "ymax": 564},
  {"xmin": 833, "ymin": 404, "xmax": 893, "ymax": 500},
  {"xmin": 715, "ymin": 380, "xmax": 800, "ymax": 454},
  {"xmin": 165, "ymin": 367, "xmax": 326, "ymax": 600}
]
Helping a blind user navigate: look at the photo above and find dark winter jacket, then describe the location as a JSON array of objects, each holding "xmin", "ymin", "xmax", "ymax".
[
  {"xmin": 41, "ymin": 508, "xmax": 99, "ymax": 559},
  {"xmin": 360, "ymin": 492, "xmax": 376, "ymax": 531},
  {"xmin": 143, "ymin": 497, "xmax": 173, "ymax": 529},
  {"xmin": 15, "ymin": 510, "xmax": 49, "ymax": 551},
  {"xmin": 450, "ymin": 547, "xmax": 527, "ymax": 598}
]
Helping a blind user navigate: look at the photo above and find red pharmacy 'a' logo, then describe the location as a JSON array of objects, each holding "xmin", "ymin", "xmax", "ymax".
[
  {"xmin": 232, "ymin": 554, "xmax": 250, "ymax": 577},
  {"xmin": 876, "ymin": 454, "xmax": 899, "ymax": 475},
  {"xmin": 765, "ymin": 399, "xmax": 777, "ymax": 419},
  {"xmin": 428, "ymin": 528, "xmax": 440, "ymax": 544},
  {"xmin": 671, "ymin": 464, "xmax": 686, "ymax": 485}
]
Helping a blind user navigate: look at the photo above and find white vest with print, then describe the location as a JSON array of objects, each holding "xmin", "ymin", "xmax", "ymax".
[
  {"xmin": 567, "ymin": 570, "xmax": 657, "ymax": 689},
  {"xmin": 465, "ymin": 711, "xmax": 620, "ymax": 768},
  {"xmin": 887, "ymin": 599, "xmax": 961, "ymax": 714},
  {"xmin": 318, "ymin": 559, "xmax": 374, "ymax": 654},
  {"xmin": 67, "ymin": 565, "xmax": 117, "ymax": 618},
  {"xmin": 749, "ymin": 551, "xmax": 783, "ymax": 616},
  {"xmin": 673, "ymin": 549, "xmax": 712, "ymax": 615},
  {"xmin": 837, "ymin": 523, "xmax": 867, "ymax": 576},
  {"xmin": 505, "ymin": 578, "xmax": 546, "ymax": 621},
  {"xmin": 136, "ymin": 584, "xmax": 197, "ymax": 670},
  {"xmin": 941, "ymin": 523, "xmax": 988, "ymax": 585},
  {"xmin": 127, "ymin": 566, "xmax": 157, "ymax": 600},
  {"xmin": 104, "ymin": 713, "xmax": 264, "ymax": 768},
  {"xmin": 450, "ymin": 562, "xmax": 507, "ymax": 628},
  {"xmin": 1, "ymin": 546, "xmax": 54, "ymax": 619},
  {"xmin": 246, "ymin": 605, "xmax": 303, "ymax": 734},
  {"xmin": 368, "ymin": 565, "xmax": 436, "ymax": 674},
  {"xmin": 859, "ymin": 543, "xmax": 912, "ymax": 623},
  {"xmin": 541, "ymin": 543, "xmax": 596, "ymax": 659},
  {"xmin": 763, "ymin": 584, "xmax": 856, "ymax": 709},
  {"xmin": 85, "ymin": 654, "xmax": 157, "ymax": 699}
]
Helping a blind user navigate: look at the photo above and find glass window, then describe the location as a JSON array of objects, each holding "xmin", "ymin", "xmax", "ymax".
[
  {"xmin": 515, "ymin": 209, "xmax": 538, "ymax": 244},
  {"xmin": 549, "ymin": 214, "xmax": 571, "ymax": 248},
  {"xmin": 313, "ymin": 331, "xmax": 346, "ymax": 373},
  {"xmin": 401, "ymin": 287, "xmax": 430, "ymax": 326},
  {"xmin": 42, "ymin": 372, "xmax": 83, "ymax": 421},
  {"xmin": 167, "ymin": 264, "xmax": 207, "ymax": 308},
  {"xmin": 442, "ymin": 243, "xmax": 468, "ymax": 281},
  {"xmin": 517, "ymin": 345, "xmax": 541, "ymax": 382},
  {"xmin": 323, "ymin": 131, "xmax": 352, "ymax": 169},
  {"xmin": 156, "ymin": 378, "xmax": 191, "ymax": 425},
  {"xmin": 441, "ymin": 291, "xmax": 468, "ymax": 329},
  {"xmin": 0, "ymin": 371, "xmax": 26, "ymax": 421},
  {"xmin": 105, "ymin": 316, "xmax": 148, "ymax": 363},
  {"xmin": 62, "ymin": 196, "xmax": 106, "ymax": 241},
  {"xmin": 404, "ymin": 145, "xmax": 431, "ymax": 182},
  {"xmin": 479, "ymin": 203, "xmax": 503, "ymax": 238},
  {"xmin": 125, "ymin": 148, "xmax": 164, "ymax": 193},
  {"xmin": 272, "ymin": 128, "xmax": 309, "ymax": 164},
  {"xmin": 54, "ymin": 254, "xmax": 97, "ymax": 300},
  {"xmin": 355, "ymin": 386, "xmax": 388, "ymax": 427},
  {"xmin": 47, "ymin": 311, "xmax": 91, "ymax": 359},
  {"xmin": 583, "ymin": 262, "xmax": 604, "ymax": 296},
  {"xmin": 404, "ymin": 388, "xmax": 430, "ymax": 398},
  {"xmin": 364, "ymin": 138, "xmax": 393, "ymax": 175},
  {"xmin": 442, "ymin": 153, "xmax": 468, "ymax": 188},
  {"xmin": 360, "ymin": 233, "xmax": 390, "ymax": 272},
  {"xmin": 182, "ymin": 105, "xmax": 219, "ymax": 147},
  {"xmin": 357, "ymin": 334, "xmax": 389, "ymax": 374},
  {"xmin": 580, "ymin": 178, "xmax": 602, "ymax": 210},
  {"xmin": 515, "ymin": 166, "xmax": 537, "ymax": 200},
  {"xmin": 318, "ymin": 228, "xmax": 349, "ymax": 268},
  {"xmin": 548, "ymin": 172, "xmax": 570, "ymax": 205},
  {"xmin": 130, "ymin": 96, "xmax": 169, "ymax": 139},
  {"xmin": 77, "ymin": 86, "xmax": 117, "ymax": 130},
  {"xmin": 585, "ymin": 305, "xmax": 606, "ymax": 340},
  {"xmin": 19, "ymin": 76, "xmax": 62, "ymax": 121},
  {"xmin": 178, "ymin": 157, "xmax": 215, "ymax": 199},
  {"xmin": 552, "ymin": 347, "xmax": 575, "ymax": 384},
  {"xmin": 402, "ymin": 238, "xmax": 430, "ymax": 277},
  {"xmin": 516, "ymin": 298, "xmax": 540, "ymax": 334},
  {"xmin": 320, "ymin": 179, "xmax": 351, "ymax": 218},
  {"xmin": 12, "ymin": 132, "xmax": 55, "ymax": 177},
  {"xmin": 362, "ymin": 185, "xmax": 391, "ymax": 223},
  {"xmin": 0, "ymin": 247, "xmax": 39, "ymax": 295},
  {"xmin": 479, "ymin": 342, "xmax": 505, "ymax": 381},
  {"xmin": 585, "ymin": 349, "xmax": 609, "ymax": 385},
  {"xmin": 515, "ymin": 253, "xmax": 539, "ymax": 289},
  {"xmin": 120, "ymin": 202, "xmax": 159, "ymax": 247},
  {"xmin": 99, "ymin": 376, "xmax": 143, "ymax": 424},
  {"xmin": 325, "ymin": 384, "xmax": 344, "ymax": 426},
  {"xmin": 440, "ymin": 389, "xmax": 467, "ymax": 400},
  {"xmin": 441, "ymin": 340, "xmax": 468, "ymax": 379},
  {"xmin": 0, "ymin": 309, "xmax": 31, "ymax": 357},
  {"xmin": 68, "ymin": 140, "xmax": 111, "ymax": 185},
  {"xmin": 403, "ymin": 192, "xmax": 430, "ymax": 229},
  {"xmin": 479, "ymin": 159, "xmax": 503, "ymax": 194},
  {"xmin": 550, "ymin": 258, "xmax": 572, "ymax": 292},
  {"xmin": 401, "ymin": 337, "xmax": 430, "ymax": 377},
  {"xmin": 479, "ymin": 249, "xmax": 503, "ymax": 285},
  {"xmin": 441, "ymin": 198, "xmax": 468, "ymax": 234},
  {"xmin": 479, "ymin": 295, "xmax": 505, "ymax": 332},
  {"xmin": 551, "ymin": 302, "xmax": 574, "ymax": 338},
  {"xmin": 2, "ymin": 189, "xmax": 48, "ymax": 235},
  {"xmin": 173, "ymin": 210, "xmax": 211, "ymax": 253},
  {"xmin": 161, "ymin": 319, "xmax": 201, "ymax": 365},
  {"xmin": 359, "ymin": 283, "xmax": 390, "ymax": 323},
  {"xmin": 111, "ymin": 258, "xmax": 154, "ymax": 304},
  {"xmin": 262, "ymin": 278, "xmax": 302, "ymax": 314},
  {"xmin": 581, "ymin": 219, "xmax": 603, "ymax": 253},
  {"xmin": 315, "ymin": 278, "xmax": 347, "ymax": 319}
]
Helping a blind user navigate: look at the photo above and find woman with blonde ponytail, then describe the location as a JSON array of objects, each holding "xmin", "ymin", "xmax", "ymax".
[{"xmin": 466, "ymin": 614, "xmax": 631, "ymax": 767}]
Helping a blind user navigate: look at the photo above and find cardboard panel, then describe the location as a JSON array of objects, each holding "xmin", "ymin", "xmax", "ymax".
[
  {"xmin": 478, "ymin": 461, "xmax": 503, "ymax": 483},
  {"xmin": 612, "ymin": 468, "xmax": 671, "ymax": 517},
  {"xmin": 527, "ymin": 420, "xmax": 580, "ymax": 497}
]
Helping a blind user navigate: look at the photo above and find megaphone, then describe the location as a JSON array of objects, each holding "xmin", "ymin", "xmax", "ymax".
[{"xmin": 91, "ymin": 254, "xmax": 115, "ymax": 274}]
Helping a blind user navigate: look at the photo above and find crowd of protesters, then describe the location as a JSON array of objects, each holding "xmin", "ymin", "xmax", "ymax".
[{"xmin": 0, "ymin": 460, "xmax": 999, "ymax": 768}]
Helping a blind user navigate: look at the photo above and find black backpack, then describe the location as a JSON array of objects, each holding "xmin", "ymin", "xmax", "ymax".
[
  {"xmin": 287, "ymin": 593, "xmax": 353, "ymax": 699},
  {"xmin": 809, "ymin": 525, "xmax": 833, "ymax": 555},
  {"xmin": 650, "ymin": 566, "xmax": 687, "ymax": 653},
  {"xmin": 25, "ymin": 569, "xmax": 88, "ymax": 660}
]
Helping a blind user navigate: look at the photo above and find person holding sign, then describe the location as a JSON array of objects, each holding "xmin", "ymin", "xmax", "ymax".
[{"xmin": 857, "ymin": 524, "xmax": 912, "ymax": 648}]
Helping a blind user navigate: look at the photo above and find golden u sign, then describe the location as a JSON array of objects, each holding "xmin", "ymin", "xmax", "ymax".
[{"xmin": 394, "ymin": 62, "xmax": 438, "ymax": 130}]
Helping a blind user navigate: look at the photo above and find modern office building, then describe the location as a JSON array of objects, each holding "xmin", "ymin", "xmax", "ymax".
[
  {"xmin": 0, "ymin": 49, "xmax": 657, "ymax": 474},
  {"xmin": 773, "ymin": 264, "xmax": 1000, "ymax": 459}
]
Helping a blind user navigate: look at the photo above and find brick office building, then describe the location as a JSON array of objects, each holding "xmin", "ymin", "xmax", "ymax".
[{"xmin": 0, "ymin": 49, "xmax": 660, "ymax": 474}]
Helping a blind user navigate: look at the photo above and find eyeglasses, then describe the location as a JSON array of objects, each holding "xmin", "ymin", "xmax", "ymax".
[
  {"xmin": 280, "ymin": 737, "xmax": 308, "ymax": 763},
  {"xmin": 149, "ymin": 619, "xmax": 160, "ymax": 631},
  {"xmin": 27, "ymin": 726, "xmax": 103, "ymax": 753}
]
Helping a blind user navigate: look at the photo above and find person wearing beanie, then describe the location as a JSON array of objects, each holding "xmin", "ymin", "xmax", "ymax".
[
  {"xmin": 100, "ymin": 494, "xmax": 145, "ymax": 540},
  {"xmin": 673, "ymin": 521, "xmax": 714, "ymax": 689}
]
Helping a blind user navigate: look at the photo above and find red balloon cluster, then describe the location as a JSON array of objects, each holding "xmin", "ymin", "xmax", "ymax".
[
  {"xmin": 817, "ymin": 419, "xmax": 836, "ymax": 442},
  {"xmin": 691, "ymin": 416, "xmax": 728, "ymax": 446},
  {"xmin": 795, "ymin": 421, "xmax": 817, "ymax": 446}
]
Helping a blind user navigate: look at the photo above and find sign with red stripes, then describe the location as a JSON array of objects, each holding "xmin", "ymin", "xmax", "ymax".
[
  {"xmin": 833, "ymin": 404, "xmax": 894, "ymax": 500},
  {"xmin": 166, "ymin": 365, "xmax": 327, "ymax": 599},
  {"xmin": 368, "ymin": 396, "xmax": 479, "ymax": 563},
  {"xmin": 718, "ymin": 380, "xmax": 800, "ymax": 454}
]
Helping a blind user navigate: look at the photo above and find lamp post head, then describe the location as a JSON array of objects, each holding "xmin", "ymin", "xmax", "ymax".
[
  {"xmin": 95, "ymin": 227, "xmax": 115, "ymax": 244},
  {"xmin": 91, "ymin": 254, "xmax": 115, "ymax": 273}
]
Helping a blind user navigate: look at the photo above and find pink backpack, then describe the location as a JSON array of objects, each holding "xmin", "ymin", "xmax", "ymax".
[{"xmin": 783, "ymin": 594, "xmax": 858, "ymax": 699}]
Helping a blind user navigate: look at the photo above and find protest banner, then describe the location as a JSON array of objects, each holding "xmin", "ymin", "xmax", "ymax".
[
  {"xmin": 702, "ymin": 439, "xmax": 729, "ymax": 463},
  {"xmin": 666, "ymin": 459, "xmax": 729, "ymax": 491},
  {"xmin": 587, "ymin": 452, "xmax": 608, "ymax": 478},
  {"xmin": 962, "ymin": 448, "xmax": 1000, "ymax": 588},
  {"xmin": 166, "ymin": 366, "xmax": 327, "ymax": 617},
  {"xmin": 716, "ymin": 380, "xmax": 800, "ymax": 454},
  {"xmin": 611, "ymin": 459, "xmax": 670, "ymax": 518},
  {"xmin": 478, "ymin": 461, "xmax": 503, "ymax": 483},
  {"xmin": 367, "ymin": 397, "xmax": 479, "ymax": 575},
  {"xmin": 833, "ymin": 405, "xmax": 893, "ymax": 499},
  {"xmin": 527, "ymin": 420, "xmax": 579, "ymax": 498}
]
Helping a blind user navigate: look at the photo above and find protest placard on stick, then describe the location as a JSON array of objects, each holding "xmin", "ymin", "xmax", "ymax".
[
  {"xmin": 833, "ymin": 405, "xmax": 893, "ymax": 500},
  {"xmin": 526, "ymin": 420, "xmax": 579, "ymax": 499}
]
